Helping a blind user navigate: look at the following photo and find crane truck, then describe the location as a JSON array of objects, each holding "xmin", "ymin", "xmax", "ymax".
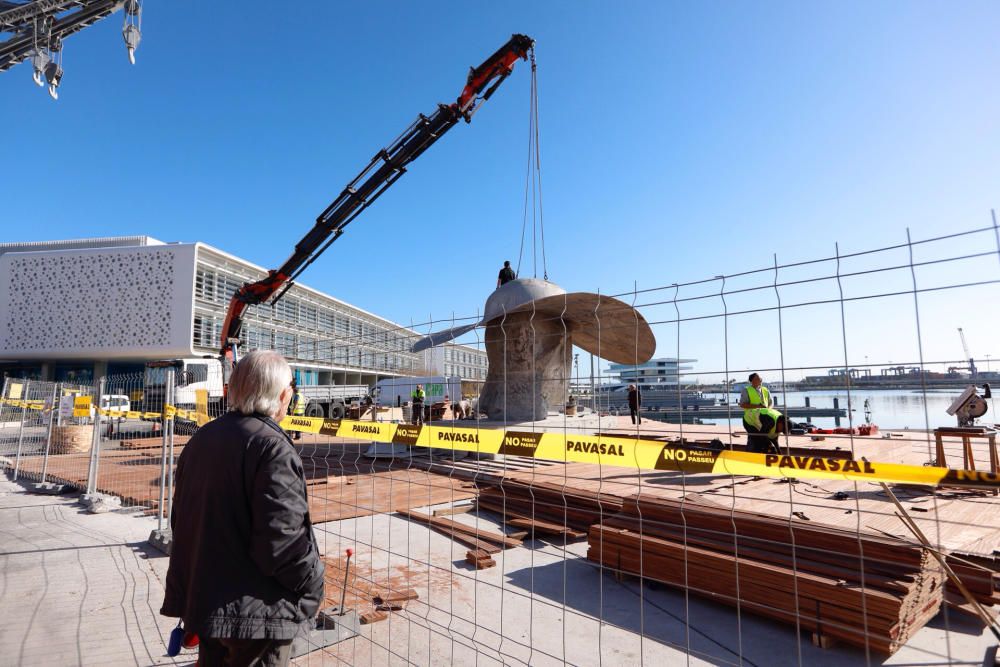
[{"xmin": 145, "ymin": 35, "xmax": 535, "ymax": 416}]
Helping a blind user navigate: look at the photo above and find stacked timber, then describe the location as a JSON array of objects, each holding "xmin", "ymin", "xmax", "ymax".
[
  {"xmin": 477, "ymin": 478, "xmax": 623, "ymax": 538},
  {"xmin": 944, "ymin": 556, "xmax": 1000, "ymax": 617},
  {"xmin": 588, "ymin": 494, "xmax": 943, "ymax": 655},
  {"xmin": 466, "ymin": 548, "xmax": 497, "ymax": 569}
]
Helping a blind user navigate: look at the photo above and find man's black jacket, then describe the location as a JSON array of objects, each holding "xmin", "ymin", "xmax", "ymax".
[
  {"xmin": 628, "ymin": 388, "xmax": 641, "ymax": 409},
  {"xmin": 161, "ymin": 411, "xmax": 325, "ymax": 639}
]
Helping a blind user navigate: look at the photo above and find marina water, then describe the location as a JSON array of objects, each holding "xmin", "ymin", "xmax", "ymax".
[{"xmin": 703, "ymin": 388, "xmax": 998, "ymax": 431}]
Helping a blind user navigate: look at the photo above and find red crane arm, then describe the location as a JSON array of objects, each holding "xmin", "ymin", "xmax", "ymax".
[{"xmin": 218, "ymin": 34, "xmax": 534, "ymax": 377}]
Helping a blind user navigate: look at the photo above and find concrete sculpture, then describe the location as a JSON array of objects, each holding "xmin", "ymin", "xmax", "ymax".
[{"xmin": 411, "ymin": 279, "xmax": 655, "ymax": 421}]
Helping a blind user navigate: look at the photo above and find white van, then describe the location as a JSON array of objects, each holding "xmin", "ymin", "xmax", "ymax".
[{"xmin": 92, "ymin": 394, "xmax": 131, "ymax": 422}]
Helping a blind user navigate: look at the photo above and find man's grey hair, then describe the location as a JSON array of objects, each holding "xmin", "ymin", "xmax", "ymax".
[{"xmin": 228, "ymin": 350, "xmax": 292, "ymax": 418}]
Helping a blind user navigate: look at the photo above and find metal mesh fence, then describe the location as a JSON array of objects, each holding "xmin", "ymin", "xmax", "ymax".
[
  {"xmin": 90, "ymin": 371, "xmax": 173, "ymax": 514},
  {"xmin": 3, "ymin": 220, "xmax": 999, "ymax": 665},
  {"xmin": 0, "ymin": 378, "xmax": 96, "ymax": 492}
]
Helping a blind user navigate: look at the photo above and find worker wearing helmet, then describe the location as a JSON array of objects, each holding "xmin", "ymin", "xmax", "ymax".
[
  {"xmin": 739, "ymin": 373, "xmax": 784, "ymax": 453},
  {"xmin": 411, "ymin": 384, "xmax": 426, "ymax": 426}
]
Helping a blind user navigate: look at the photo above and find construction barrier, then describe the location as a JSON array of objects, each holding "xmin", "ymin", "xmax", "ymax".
[
  {"xmin": 9, "ymin": 391, "xmax": 1000, "ymax": 493},
  {"xmin": 267, "ymin": 417, "xmax": 1000, "ymax": 490},
  {"xmin": 15, "ymin": 395, "xmax": 996, "ymax": 492}
]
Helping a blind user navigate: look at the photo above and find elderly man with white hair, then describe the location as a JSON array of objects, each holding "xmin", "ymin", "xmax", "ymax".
[{"xmin": 161, "ymin": 350, "xmax": 325, "ymax": 667}]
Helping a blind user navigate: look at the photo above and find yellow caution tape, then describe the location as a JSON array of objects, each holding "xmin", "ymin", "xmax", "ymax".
[
  {"xmin": 0, "ymin": 399, "xmax": 46, "ymax": 410},
  {"xmin": 268, "ymin": 417, "xmax": 1000, "ymax": 492},
  {"xmin": 14, "ymin": 393, "xmax": 981, "ymax": 491}
]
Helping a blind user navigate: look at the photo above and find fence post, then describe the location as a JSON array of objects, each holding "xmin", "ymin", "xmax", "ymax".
[
  {"xmin": 39, "ymin": 383, "xmax": 59, "ymax": 484},
  {"xmin": 84, "ymin": 376, "xmax": 106, "ymax": 500},
  {"xmin": 12, "ymin": 379, "xmax": 31, "ymax": 481},
  {"xmin": 150, "ymin": 371, "xmax": 174, "ymax": 553},
  {"xmin": 166, "ymin": 372, "xmax": 177, "ymax": 527},
  {"xmin": 0, "ymin": 377, "xmax": 7, "ymax": 448},
  {"xmin": 156, "ymin": 371, "xmax": 174, "ymax": 530}
]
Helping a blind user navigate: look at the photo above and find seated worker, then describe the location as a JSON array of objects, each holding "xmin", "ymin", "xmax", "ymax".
[{"xmin": 740, "ymin": 372, "xmax": 784, "ymax": 453}]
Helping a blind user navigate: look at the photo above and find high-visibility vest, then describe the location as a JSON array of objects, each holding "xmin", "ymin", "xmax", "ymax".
[
  {"xmin": 292, "ymin": 391, "xmax": 305, "ymax": 416},
  {"xmin": 411, "ymin": 389, "xmax": 425, "ymax": 402},
  {"xmin": 760, "ymin": 407, "xmax": 783, "ymax": 437},
  {"xmin": 743, "ymin": 385, "xmax": 772, "ymax": 429}
]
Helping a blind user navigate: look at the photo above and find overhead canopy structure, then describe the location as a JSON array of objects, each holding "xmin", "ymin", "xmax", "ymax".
[{"xmin": 0, "ymin": 0, "xmax": 142, "ymax": 98}]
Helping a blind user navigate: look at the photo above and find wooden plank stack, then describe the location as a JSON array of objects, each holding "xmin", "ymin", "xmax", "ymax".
[
  {"xmin": 477, "ymin": 478, "xmax": 623, "ymax": 537},
  {"xmin": 466, "ymin": 548, "xmax": 497, "ymax": 569},
  {"xmin": 588, "ymin": 494, "xmax": 943, "ymax": 655},
  {"xmin": 120, "ymin": 435, "xmax": 190, "ymax": 450},
  {"xmin": 944, "ymin": 555, "xmax": 1000, "ymax": 618}
]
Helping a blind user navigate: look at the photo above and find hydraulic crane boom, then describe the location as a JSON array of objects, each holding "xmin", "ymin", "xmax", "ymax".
[{"xmin": 218, "ymin": 34, "xmax": 534, "ymax": 381}]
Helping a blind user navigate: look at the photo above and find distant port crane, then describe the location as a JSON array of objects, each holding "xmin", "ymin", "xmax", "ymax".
[
  {"xmin": 952, "ymin": 327, "xmax": 978, "ymax": 377},
  {"xmin": 0, "ymin": 0, "xmax": 143, "ymax": 99}
]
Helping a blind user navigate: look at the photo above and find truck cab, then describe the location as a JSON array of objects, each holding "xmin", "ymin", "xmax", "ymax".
[{"xmin": 144, "ymin": 358, "xmax": 224, "ymax": 412}]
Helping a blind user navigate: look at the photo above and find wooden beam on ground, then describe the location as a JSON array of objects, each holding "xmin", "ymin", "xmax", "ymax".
[
  {"xmin": 433, "ymin": 503, "xmax": 474, "ymax": 516},
  {"xmin": 397, "ymin": 508, "xmax": 522, "ymax": 549}
]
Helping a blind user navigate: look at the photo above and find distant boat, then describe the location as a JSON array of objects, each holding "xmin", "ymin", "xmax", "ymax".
[
  {"xmin": 598, "ymin": 357, "xmax": 716, "ymax": 410},
  {"xmin": 594, "ymin": 383, "xmax": 718, "ymax": 410}
]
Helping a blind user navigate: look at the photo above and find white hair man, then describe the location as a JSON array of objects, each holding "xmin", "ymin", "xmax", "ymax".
[{"xmin": 161, "ymin": 350, "xmax": 324, "ymax": 667}]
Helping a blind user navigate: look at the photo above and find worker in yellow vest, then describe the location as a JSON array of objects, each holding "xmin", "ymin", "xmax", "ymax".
[
  {"xmin": 411, "ymin": 384, "xmax": 426, "ymax": 426},
  {"xmin": 288, "ymin": 380, "xmax": 305, "ymax": 440},
  {"xmin": 739, "ymin": 373, "xmax": 784, "ymax": 453}
]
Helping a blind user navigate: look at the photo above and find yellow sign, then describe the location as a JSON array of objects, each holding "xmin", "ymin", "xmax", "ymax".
[
  {"xmin": 195, "ymin": 389, "xmax": 211, "ymax": 427},
  {"xmin": 73, "ymin": 396, "xmax": 92, "ymax": 417},
  {"xmin": 8, "ymin": 382, "xmax": 23, "ymax": 400}
]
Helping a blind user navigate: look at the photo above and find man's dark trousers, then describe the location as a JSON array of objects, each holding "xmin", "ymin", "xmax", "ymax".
[{"xmin": 198, "ymin": 637, "xmax": 293, "ymax": 667}]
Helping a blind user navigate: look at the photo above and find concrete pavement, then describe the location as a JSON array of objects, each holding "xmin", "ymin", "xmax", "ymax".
[
  {"xmin": 1, "ymin": 468, "xmax": 997, "ymax": 667},
  {"xmin": 0, "ymin": 474, "xmax": 188, "ymax": 666}
]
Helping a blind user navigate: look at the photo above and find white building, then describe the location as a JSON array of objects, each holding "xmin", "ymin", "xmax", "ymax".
[
  {"xmin": 421, "ymin": 344, "xmax": 488, "ymax": 382},
  {"xmin": 606, "ymin": 357, "xmax": 696, "ymax": 389},
  {"xmin": 0, "ymin": 236, "xmax": 486, "ymax": 386}
]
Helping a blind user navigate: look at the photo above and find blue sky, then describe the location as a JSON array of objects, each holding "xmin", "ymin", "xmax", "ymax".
[{"xmin": 3, "ymin": 1, "xmax": 998, "ymax": 379}]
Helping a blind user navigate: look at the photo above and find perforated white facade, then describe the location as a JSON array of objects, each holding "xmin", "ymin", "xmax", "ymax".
[
  {"xmin": 0, "ymin": 236, "xmax": 486, "ymax": 385},
  {"xmin": 0, "ymin": 244, "xmax": 198, "ymax": 360}
]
